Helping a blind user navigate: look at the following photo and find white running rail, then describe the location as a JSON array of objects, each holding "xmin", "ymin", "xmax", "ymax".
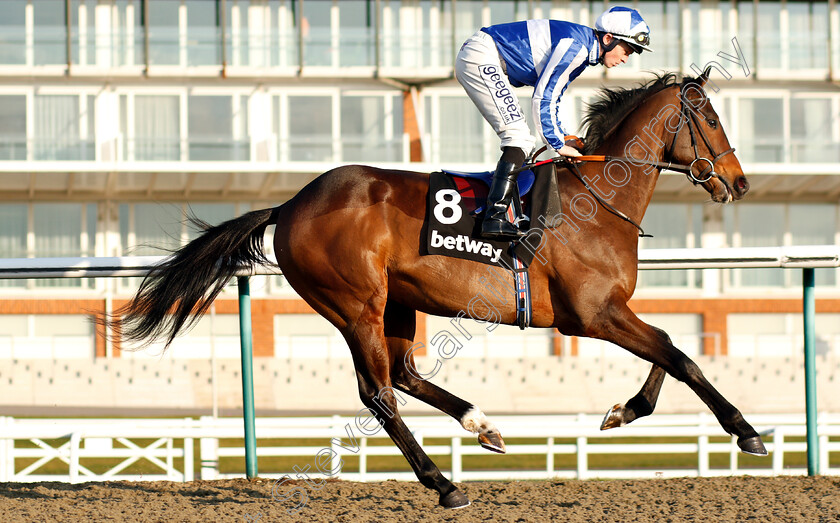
[{"xmin": 1, "ymin": 414, "xmax": 838, "ymax": 483}]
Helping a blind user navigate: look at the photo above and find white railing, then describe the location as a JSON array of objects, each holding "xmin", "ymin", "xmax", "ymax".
[
  {"xmin": 0, "ymin": 417, "xmax": 197, "ymax": 483},
  {"xmin": 0, "ymin": 245, "xmax": 836, "ymax": 280},
  {"xmin": 1, "ymin": 414, "xmax": 838, "ymax": 483}
]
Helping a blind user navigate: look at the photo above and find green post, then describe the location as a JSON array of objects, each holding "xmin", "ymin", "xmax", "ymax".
[
  {"xmin": 238, "ymin": 276, "xmax": 258, "ymax": 479},
  {"xmin": 802, "ymin": 268, "xmax": 819, "ymax": 476}
]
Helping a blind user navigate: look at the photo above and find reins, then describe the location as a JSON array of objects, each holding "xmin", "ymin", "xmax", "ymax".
[
  {"xmin": 563, "ymin": 159, "xmax": 653, "ymax": 237},
  {"xmin": 513, "ymin": 146, "xmax": 654, "ymax": 237}
]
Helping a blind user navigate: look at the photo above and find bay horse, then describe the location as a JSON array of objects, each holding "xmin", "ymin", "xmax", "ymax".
[{"xmin": 114, "ymin": 71, "xmax": 763, "ymax": 508}]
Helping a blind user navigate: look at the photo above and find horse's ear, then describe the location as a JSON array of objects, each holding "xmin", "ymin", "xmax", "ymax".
[{"xmin": 697, "ymin": 66, "xmax": 713, "ymax": 87}]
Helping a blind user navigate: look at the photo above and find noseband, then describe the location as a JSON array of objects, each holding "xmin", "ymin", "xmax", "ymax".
[{"xmin": 665, "ymin": 88, "xmax": 736, "ymax": 185}]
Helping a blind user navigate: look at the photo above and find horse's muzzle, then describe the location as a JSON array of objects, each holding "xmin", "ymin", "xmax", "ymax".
[{"xmin": 733, "ymin": 175, "xmax": 749, "ymax": 199}]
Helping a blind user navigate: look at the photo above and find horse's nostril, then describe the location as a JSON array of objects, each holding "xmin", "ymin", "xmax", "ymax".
[{"xmin": 736, "ymin": 176, "xmax": 749, "ymax": 193}]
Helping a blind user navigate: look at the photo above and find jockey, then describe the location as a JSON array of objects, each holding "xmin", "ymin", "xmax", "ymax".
[{"xmin": 455, "ymin": 6, "xmax": 652, "ymax": 242}]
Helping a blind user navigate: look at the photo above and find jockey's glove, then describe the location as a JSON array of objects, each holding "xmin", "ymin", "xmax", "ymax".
[{"xmin": 557, "ymin": 145, "xmax": 583, "ymax": 157}]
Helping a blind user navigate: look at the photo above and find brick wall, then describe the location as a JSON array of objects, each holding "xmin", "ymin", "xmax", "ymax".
[{"xmin": 3, "ymin": 297, "xmax": 840, "ymax": 358}]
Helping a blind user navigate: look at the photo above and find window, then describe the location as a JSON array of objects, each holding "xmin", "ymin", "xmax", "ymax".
[
  {"xmin": 0, "ymin": 0, "xmax": 26, "ymax": 64},
  {"xmin": 790, "ymin": 204, "xmax": 836, "ymax": 287},
  {"xmin": 340, "ymin": 94, "xmax": 402, "ymax": 162},
  {"xmin": 186, "ymin": 0, "xmax": 221, "ymax": 66},
  {"xmin": 638, "ymin": 1, "xmax": 680, "ymax": 72},
  {"xmin": 380, "ymin": 0, "xmax": 454, "ymax": 69},
  {"xmin": 148, "ymin": 0, "xmax": 181, "ymax": 65},
  {"xmin": 339, "ymin": 1, "xmax": 374, "ymax": 67},
  {"xmin": 113, "ymin": 0, "xmax": 145, "ymax": 67},
  {"xmin": 128, "ymin": 95, "xmax": 181, "ymax": 161},
  {"xmin": 120, "ymin": 202, "xmax": 244, "ymax": 254},
  {"xmin": 34, "ymin": 0, "xmax": 67, "ymax": 65},
  {"xmin": 33, "ymin": 203, "xmax": 95, "ymax": 288},
  {"xmin": 756, "ymin": 1, "xmax": 782, "ymax": 71},
  {"xmin": 788, "ymin": 1, "xmax": 828, "ymax": 71},
  {"xmin": 725, "ymin": 204, "xmax": 786, "ymax": 288},
  {"xmin": 638, "ymin": 204, "xmax": 702, "ymax": 288},
  {"xmin": 790, "ymin": 98, "xmax": 838, "ymax": 163},
  {"xmin": 186, "ymin": 203, "xmax": 236, "ymax": 241},
  {"xmin": 425, "ymin": 94, "xmax": 490, "ymax": 163},
  {"xmin": 726, "ymin": 204, "xmax": 839, "ymax": 289},
  {"xmin": 737, "ymin": 0, "xmax": 755, "ymax": 72},
  {"xmin": 487, "ymin": 1, "xmax": 529, "ymax": 25},
  {"xmin": 284, "ymin": 95, "xmax": 334, "ymax": 161},
  {"xmin": 33, "ymin": 94, "xmax": 95, "ymax": 161},
  {"xmin": 0, "ymin": 205, "xmax": 28, "ymax": 289},
  {"xmin": 120, "ymin": 203, "xmax": 185, "ymax": 257},
  {"xmin": 302, "ymin": 0, "xmax": 332, "ymax": 66},
  {"xmin": 119, "ymin": 202, "xmax": 243, "ymax": 292},
  {"xmin": 271, "ymin": 0, "xmax": 299, "ymax": 67},
  {"xmin": 737, "ymin": 98, "xmax": 784, "ymax": 163},
  {"xmin": 70, "ymin": 0, "xmax": 97, "ymax": 66},
  {"xmin": 0, "ymin": 96, "xmax": 26, "ymax": 160},
  {"xmin": 0, "ymin": 203, "xmax": 96, "ymax": 289},
  {"xmin": 686, "ymin": 1, "xmax": 734, "ymax": 73},
  {"xmin": 834, "ymin": 2, "xmax": 840, "ymax": 79},
  {"xmin": 187, "ymin": 95, "xmax": 249, "ymax": 161},
  {"xmin": 453, "ymin": 0, "xmax": 485, "ymax": 48}
]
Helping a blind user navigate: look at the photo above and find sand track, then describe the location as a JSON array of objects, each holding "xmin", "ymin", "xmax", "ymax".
[{"xmin": 1, "ymin": 476, "xmax": 839, "ymax": 522}]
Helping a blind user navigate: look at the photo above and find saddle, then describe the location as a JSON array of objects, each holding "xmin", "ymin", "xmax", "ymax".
[{"xmin": 440, "ymin": 168, "xmax": 537, "ymax": 209}]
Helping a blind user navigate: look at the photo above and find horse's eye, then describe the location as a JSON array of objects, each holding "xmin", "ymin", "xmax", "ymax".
[{"xmin": 708, "ymin": 119, "xmax": 717, "ymax": 129}]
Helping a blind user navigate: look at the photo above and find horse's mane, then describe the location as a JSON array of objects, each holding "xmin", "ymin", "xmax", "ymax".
[{"xmin": 582, "ymin": 72, "xmax": 684, "ymax": 154}]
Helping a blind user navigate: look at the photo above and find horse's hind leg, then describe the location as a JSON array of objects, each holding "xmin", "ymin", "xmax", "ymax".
[
  {"xmin": 594, "ymin": 302, "xmax": 767, "ymax": 455},
  {"xmin": 601, "ymin": 325, "xmax": 671, "ymax": 430},
  {"xmin": 384, "ymin": 301, "xmax": 506, "ymax": 453},
  {"xmin": 345, "ymin": 296, "xmax": 470, "ymax": 509}
]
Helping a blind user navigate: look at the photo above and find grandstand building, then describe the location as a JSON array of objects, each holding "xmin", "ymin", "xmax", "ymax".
[{"xmin": 0, "ymin": 0, "xmax": 838, "ymax": 413}]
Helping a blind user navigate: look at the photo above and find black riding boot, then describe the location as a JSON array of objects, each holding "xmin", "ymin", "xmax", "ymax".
[{"xmin": 481, "ymin": 155, "xmax": 525, "ymax": 242}]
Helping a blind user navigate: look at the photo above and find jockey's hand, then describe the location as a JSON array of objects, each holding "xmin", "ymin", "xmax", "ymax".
[{"xmin": 557, "ymin": 145, "xmax": 583, "ymax": 158}]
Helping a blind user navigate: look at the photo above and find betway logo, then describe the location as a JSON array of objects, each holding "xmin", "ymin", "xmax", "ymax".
[{"xmin": 430, "ymin": 229, "xmax": 503, "ymax": 263}]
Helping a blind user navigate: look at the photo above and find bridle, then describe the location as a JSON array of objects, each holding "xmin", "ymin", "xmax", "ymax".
[{"xmin": 664, "ymin": 83, "xmax": 736, "ymax": 186}]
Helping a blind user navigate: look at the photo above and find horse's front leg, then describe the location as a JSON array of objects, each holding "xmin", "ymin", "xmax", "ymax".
[{"xmin": 592, "ymin": 301, "xmax": 767, "ymax": 455}]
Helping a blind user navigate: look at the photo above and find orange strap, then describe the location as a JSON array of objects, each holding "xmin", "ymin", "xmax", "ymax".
[{"xmin": 574, "ymin": 155, "xmax": 606, "ymax": 162}]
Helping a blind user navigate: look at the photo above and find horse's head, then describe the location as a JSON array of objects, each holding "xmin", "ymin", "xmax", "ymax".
[{"xmin": 668, "ymin": 70, "xmax": 749, "ymax": 203}]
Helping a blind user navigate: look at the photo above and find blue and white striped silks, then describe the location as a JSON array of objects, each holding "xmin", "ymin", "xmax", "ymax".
[{"xmin": 481, "ymin": 20, "xmax": 601, "ymax": 150}]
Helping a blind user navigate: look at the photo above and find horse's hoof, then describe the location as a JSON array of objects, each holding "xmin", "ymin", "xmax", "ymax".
[
  {"xmin": 439, "ymin": 488, "xmax": 471, "ymax": 509},
  {"xmin": 738, "ymin": 435, "xmax": 768, "ymax": 456},
  {"xmin": 600, "ymin": 404, "xmax": 627, "ymax": 430},
  {"xmin": 478, "ymin": 431, "xmax": 506, "ymax": 454}
]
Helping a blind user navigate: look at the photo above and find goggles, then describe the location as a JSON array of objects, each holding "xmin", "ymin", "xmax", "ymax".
[{"xmin": 622, "ymin": 32, "xmax": 650, "ymax": 47}]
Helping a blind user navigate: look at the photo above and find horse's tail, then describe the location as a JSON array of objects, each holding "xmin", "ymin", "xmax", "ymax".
[{"xmin": 114, "ymin": 206, "xmax": 280, "ymax": 349}]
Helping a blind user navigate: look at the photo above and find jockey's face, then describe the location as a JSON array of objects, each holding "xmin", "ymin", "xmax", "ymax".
[{"xmin": 601, "ymin": 35, "xmax": 635, "ymax": 68}]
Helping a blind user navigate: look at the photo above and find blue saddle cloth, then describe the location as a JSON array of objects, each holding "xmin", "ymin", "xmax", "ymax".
[{"xmin": 440, "ymin": 168, "xmax": 536, "ymax": 197}]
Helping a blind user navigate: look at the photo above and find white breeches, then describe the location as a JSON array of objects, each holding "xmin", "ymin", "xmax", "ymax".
[{"xmin": 455, "ymin": 30, "xmax": 536, "ymax": 156}]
